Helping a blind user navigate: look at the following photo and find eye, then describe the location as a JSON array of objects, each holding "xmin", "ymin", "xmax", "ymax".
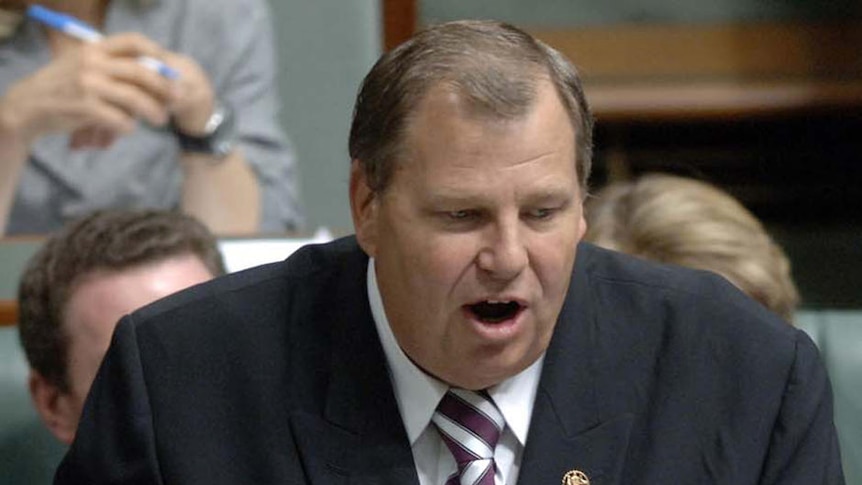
[
  {"xmin": 525, "ymin": 208, "xmax": 556, "ymax": 220},
  {"xmin": 437, "ymin": 209, "xmax": 483, "ymax": 230},
  {"xmin": 447, "ymin": 210, "xmax": 474, "ymax": 220}
]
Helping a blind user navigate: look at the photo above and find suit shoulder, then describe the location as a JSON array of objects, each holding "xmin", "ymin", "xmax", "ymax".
[
  {"xmin": 575, "ymin": 243, "xmax": 800, "ymax": 357},
  {"xmin": 577, "ymin": 242, "xmax": 729, "ymax": 296},
  {"xmin": 569, "ymin": 245, "xmax": 823, "ymax": 429},
  {"xmin": 131, "ymin": 236, "xmax": 365, "ymax": 328}
]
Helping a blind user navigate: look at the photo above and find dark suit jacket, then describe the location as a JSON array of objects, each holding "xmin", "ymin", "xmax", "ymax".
[{"xmin": 55, "ymin": 237, "xmax": 844, "ymax": 484}]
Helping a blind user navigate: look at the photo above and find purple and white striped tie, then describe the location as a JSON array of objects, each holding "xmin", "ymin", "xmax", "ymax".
[{"xmin": 432, "ymin": 389, "xmax": 505, "ymax": 485}]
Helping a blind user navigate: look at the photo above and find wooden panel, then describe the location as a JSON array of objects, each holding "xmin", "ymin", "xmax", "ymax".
[
  {"xmin": 0, "ymin": 300, "xmax": 17, "ymax": 327},
  {"xmin": 377, "ymin": 17, "xmax": 862, "ymax": 120},
  {"xmin": 383, "ymin": 0, "xmax": 416, "ymax": 50},
  {"xmin": 526, "ymin": 22, "xmax": 862, "ymax": 122},
  {"xmin": 586, "ymin": 79, "xmax": 862, "ymax": 122},
  {"xmin": 530, "ymin": 21, "xmax": 862, "ymax": 81}
]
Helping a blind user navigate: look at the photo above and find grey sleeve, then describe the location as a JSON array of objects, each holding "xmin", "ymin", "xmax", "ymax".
[{"xmin": 213, "ymin": 0, "xmax": 304, "ymax": 232}]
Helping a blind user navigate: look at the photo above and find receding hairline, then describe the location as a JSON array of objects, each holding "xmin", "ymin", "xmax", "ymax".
[
  {"xmin": 385, "ymin": 73, "xmax": 583, "ymax": 179},
  {"xmin": 348, "ymin": 19, "xmax": 593, "ymax": 195}
]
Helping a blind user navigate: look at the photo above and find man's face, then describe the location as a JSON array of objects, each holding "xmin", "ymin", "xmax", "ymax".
[
  {"xmin": 353, "ymin": 81, "xmax": 586, "ymax": 390},
  {"xmin": 56, "ymin": 254, "xmax": 214, "ymax": 440}
]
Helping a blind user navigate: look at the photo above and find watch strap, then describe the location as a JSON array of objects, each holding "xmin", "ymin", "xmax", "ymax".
[{"xmin": 173, "ymin": 102, "xmax": 236, "ymax": 159}]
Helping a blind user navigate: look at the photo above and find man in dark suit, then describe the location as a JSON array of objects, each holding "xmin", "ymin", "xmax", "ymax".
[{"xmin": 55, "ymin": 20, "xmax": 844, "ymax": 484}]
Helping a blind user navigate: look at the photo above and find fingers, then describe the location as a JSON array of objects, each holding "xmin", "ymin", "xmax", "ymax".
[
  {"xmin": 6, "ymin": 32, "xmax": 184, "ymax": 143},
  {"xmin": 155, "ymin": 52, "xmax": 215, "ymax": 134},
  {"xmin": 70, "ymin": 35, "xmax": 177, "ymax": 127},
  {"xmin": 58, "ymin": 98, "xmax": 137, "ymax": 136},
  {"xmin": 93, "ymin": 59, "xmax": 173, "ymax": 125},
  {"xmin": 100, "ymin": 33, "xmax": 179, "ymax": 90},
  {"xmin": 100, "ymin": 32, "xmax": 167, "ymax": 60},
  {"xmin": 90, "ymin": 34, "xmax": 177, "ymax": 102}
]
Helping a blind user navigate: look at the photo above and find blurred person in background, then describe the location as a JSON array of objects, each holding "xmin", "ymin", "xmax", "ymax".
[
  {"xmin": 0, "ymin": 0, "xmax": 303, "ymax": 236},
  {"xmin": 585, "ymin": 173, "xmax": 799, "ymax": 322},
  {"xmin": 18, "ymin": 209, "xmax": 225, "ymax": 445}
]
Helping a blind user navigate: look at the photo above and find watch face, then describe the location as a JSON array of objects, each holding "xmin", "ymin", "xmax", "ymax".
[
  {"xmin": 208, "ymin": 104, "xmax": 237, "ymax": 157},
  {"xmin": 176, "ymin": 103, "xmax": 237, "ymax": 159},
  {"xmin": 205, "ymin": 109, "xmax": 227, "ymax": 135}
]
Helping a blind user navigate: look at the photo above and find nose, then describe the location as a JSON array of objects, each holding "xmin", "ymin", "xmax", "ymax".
[{"xmin": 476, "ymin": 220, "xmax": 528, "ymax": 280}]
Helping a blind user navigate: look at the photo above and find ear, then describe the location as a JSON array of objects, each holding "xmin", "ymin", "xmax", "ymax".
[
  {"xmin": 29, "ymin": 371, "xmax": 79, "ymax": 445},
  {"xmin": 349, "ymin": 159, "xmax": 379, "ymax": 257}
]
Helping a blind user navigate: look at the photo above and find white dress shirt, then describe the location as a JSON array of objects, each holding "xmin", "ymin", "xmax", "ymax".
[{"xmin": 367, "ymin": 259, "xmax": 545, "ymax": 485}]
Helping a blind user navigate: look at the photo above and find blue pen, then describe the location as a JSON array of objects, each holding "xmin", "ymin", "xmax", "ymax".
[{"xmin": 26, "ymin": 4, "xmax": 180, "ymax": 80}]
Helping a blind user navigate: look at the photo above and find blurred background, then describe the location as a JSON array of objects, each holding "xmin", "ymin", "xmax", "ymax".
[
  {"xmin": 4, "ymin": 0, "xmax": 858, "ymax": 312},
  {"xmin": 284, "ymin": 0, "xmax": 862, "ymax": 309}
]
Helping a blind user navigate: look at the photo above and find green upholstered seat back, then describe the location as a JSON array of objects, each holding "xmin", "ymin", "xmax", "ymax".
[
  {"xmin": 0, "ymin": 326, "xmax": 66, "ymax": 484},
  {"xmin": 797, "ymin": 310, "xmax": 862, "ymax": 484}
]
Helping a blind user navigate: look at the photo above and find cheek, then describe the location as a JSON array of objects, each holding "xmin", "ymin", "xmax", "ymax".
[
  {"xmin": 420, "ymin": 236, "xmax": 482, "ymax": 285},
  {"xmin": 65, "ymin": 331, "xmax": 112, "ymax": 397},
  {"xmin": 64, "ymin": 357, "xmax": 95, "ymax": 407},
  {"xmin": 532, "ymin": 240, "xmax": 577, "ymax": 292}
]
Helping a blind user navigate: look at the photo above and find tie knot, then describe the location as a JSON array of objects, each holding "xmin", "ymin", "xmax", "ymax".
[{"xmin": 432, "ymin": 389, "xmax": 505, "ymax": 465}]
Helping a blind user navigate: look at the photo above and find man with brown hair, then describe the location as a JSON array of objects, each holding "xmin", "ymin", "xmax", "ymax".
[
  {"xmin": 18, "ymin": 209, "xmax": 224, "ymax": 445},
  {"xmin": 56, "ymin": 21, "xmax": 843, "ymax": 484}
]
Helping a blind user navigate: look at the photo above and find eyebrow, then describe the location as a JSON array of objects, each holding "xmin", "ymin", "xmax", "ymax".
[{"xmin": 423, "ymin": 186, "xmax": 575, "ymax": 208}]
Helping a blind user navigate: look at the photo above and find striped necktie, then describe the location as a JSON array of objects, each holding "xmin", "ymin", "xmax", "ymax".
[{"xmin": 431, "ymin": 389, "xmax": 505, "ymax": 485}]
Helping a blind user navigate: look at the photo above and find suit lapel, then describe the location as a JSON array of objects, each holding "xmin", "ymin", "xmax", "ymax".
[
  {"xmin": 288, "ymin": 241, "xmax": 634, "ymax": 484},
  {"xmin": 289, "ymin": 246, "xmax": 420, "ymax": 485},
  {"xmin": 520, "ymin": 394, "xmax": 633, "ymax": 485},
  {"xmin": 518, "ymin": 245, "xmax": 634, "ymax": 485}
]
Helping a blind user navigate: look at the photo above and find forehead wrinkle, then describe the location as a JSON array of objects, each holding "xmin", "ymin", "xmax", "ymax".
[
  {"xmin": 423, "ymin": 174, "xmax": 574, "ymax": 208},
  {"xmin": 436, "ymin": 136, "xmax": 565, "ymax": 173},
  {"xmin": 399, "ymin": 81, "xmax": 577, "ymax": 196},
  {"xmin": 495, "ymin": 149, "xmax": 560, "ymax": 171}
]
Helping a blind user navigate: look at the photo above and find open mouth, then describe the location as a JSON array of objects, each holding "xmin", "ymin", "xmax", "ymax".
[{"xmin": 466, "ymin": 300, "xmax": 524, "ymax": 323}]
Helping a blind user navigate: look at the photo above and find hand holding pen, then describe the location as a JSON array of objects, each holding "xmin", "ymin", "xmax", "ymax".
[
  {"xmin": 0, "ymin": 4, "xmax": 216, "ymax": 150},
  {"xmin": 27, "ymin": 5, "xmax": 180, "ymax": 79}
]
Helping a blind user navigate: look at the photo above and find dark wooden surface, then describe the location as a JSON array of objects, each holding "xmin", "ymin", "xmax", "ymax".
[
  {"xmin": 0, "ymin": 300, "xmax": 16, "ymax": 327},
  {"xmin": 383, "ymin": 0, "xmax": 416, "ymax": 50},
  {"xmin": 529, "ymin": 21, "xmax": 862, "ymax": 122}
]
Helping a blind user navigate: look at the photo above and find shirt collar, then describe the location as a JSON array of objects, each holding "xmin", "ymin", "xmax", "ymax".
[{"xmin": 367, "ymin": 258, "xmax": 544, "ymax": 446}]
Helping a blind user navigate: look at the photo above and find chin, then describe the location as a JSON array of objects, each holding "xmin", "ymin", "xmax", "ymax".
[{"xmin": 450, "ymin": 352, "xmax": 538, "ymax": 390}]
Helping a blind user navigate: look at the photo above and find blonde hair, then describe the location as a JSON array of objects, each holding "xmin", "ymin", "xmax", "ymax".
[{"xmin": 585, "ymin": 173, "xmax": 799, "ymax": 322}]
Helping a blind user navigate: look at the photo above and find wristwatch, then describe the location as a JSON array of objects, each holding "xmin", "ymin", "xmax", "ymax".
[{"xmin": 174, "ymin": 102, "xmax": 236, "ymax": 159}]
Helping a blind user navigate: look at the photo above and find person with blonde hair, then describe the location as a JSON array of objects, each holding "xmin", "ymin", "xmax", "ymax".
[{"xmin": 586, "ymin": 173, "xmax": 799, "ymax": 321}]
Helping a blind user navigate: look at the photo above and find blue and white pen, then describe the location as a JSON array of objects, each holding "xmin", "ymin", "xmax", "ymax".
[{"xmin": 26, "ymin": 4, "xmax": 180, "ymax": 80}]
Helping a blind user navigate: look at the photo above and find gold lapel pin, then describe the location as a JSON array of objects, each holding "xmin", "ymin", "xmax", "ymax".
[{"xmin": 562, "ymin": 469, "xmax": 590, "ymax": 485}]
